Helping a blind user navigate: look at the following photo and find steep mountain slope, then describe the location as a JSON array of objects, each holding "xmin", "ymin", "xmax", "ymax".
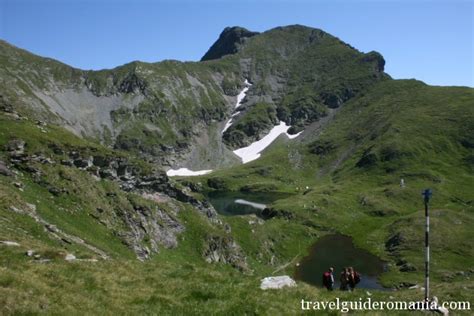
[
  {"xmin": 0, "ymin": 40, "xmax": 241, "ymax": 169},
  {"xmin": 0, "ymin": 25, "xmax": 386, "ymax": 171},
  {"xmin": 218, "ymin": 25, "xmax": 388, "ymax": 148}
]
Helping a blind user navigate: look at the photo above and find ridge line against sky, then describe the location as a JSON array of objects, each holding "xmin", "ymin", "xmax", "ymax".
[{"xmin": 0, "ymin": 0, "xmax": 472, "ymax": 87}]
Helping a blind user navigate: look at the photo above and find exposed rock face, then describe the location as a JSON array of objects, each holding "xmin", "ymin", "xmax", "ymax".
[
  {"xmin": 33, "ymin": 86, "xmax": 145, "ymax": 138},
  {"xmin": 0, "ymin": 160, "xmax": 13, "ymax": 176},
  {"xmin": 7, "ymin": 138, "xmax": 219, "ymax": 222},
  {"xmin": 201, "ymin": 26, "xmax": 259, "ymax": 61},
  {"xmin": 6, "ymin": 139, "xmax": 26, "ymax": 157},
  {"xmin": 120, "ymin": 203, "xmax": 185, "ymax": 261},
  {"xmin": 385, "ymin": 232, "xmax": 417, "ymax": 273},
  {"xmin": 385, "ymin": 232, "xmax": 406, "ymax": 252},
  {"xmin": 155, "ymin": 184, "xmax": 219, "ymax": 221},
  {"xmin": 203, "ymin": 235, "xmax": 248, "ymax": 271},
  {"xmin": 0, "ymin": 94, "xmax": 14, "ymax": 112},
  {"xmin": 117, "ymin": 73, "xmax": 147, "ymax": 94},
  {"xmin": 260, "ymin": 207, "xmax": 294, "ymax": 220},
  {"xmin": 362, "ymin": 51, "xmax": 386, "ymax": 74},
  {"xmin": 4, "ymin": 138, "xmax": 222, "ymax": 260}
]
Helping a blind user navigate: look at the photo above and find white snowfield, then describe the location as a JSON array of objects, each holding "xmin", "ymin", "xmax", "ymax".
[
  {"xmin": 222, "ymin": 79, "xmax": 252, "ymax": 134},
  {"xmin": 222, "ymin": 111, "xmax": 241, "ymax": 134},
  {"xmin": 168, "ymin": 80, "xmax": 302, "ymax": 174},
  {"xmin": 166, "ymin": 168, "xmax": 213, "ymax": 177},
  {"xmin": 235, "ymin": 79, "xmax": 251, "ymax": 109},
  {"xmin": 233, "ymin": 121, "xmax": 303, "ymax": 164}
]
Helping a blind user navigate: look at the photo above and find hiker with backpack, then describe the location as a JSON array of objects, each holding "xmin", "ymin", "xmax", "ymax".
[
  {"xmin": 322, "ymin": 267, "xmax": 334, "ymax": 291},
  {"xmin": 340, "ymin": 267, "xmax": 350, "ymax": 291},
  {"xmin": 348, "ymin": 267, "xmax": 361, "ymax": 291}
]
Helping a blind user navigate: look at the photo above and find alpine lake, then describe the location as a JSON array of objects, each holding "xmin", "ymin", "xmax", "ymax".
[{"xmin": 206, "ymin": 192, "xmax": 388, "ymax": 290}]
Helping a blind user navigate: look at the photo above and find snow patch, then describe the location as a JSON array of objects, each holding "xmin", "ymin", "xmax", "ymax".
[
  {"xmin": 233, "ymin": 121, "xmax": 302, "ymax": 164},
  {"xmin": 222, "ymin": 119, "xmax": 233, "ymax": 134},
  {"xmin": 222, "ymin": 80, "xmax": 252, "ymax": 134},
  {"xmin": 287, "ymin": 130, "xmax": 303, "ymax": 139},
  {"xmin": 166, "ymin": 168, "xmax": 213, "ymax": 177},
  {"xmin": 235, "ymin": 79, "xmax": 251, "ymax": 109},
  {"xmin": 222, "ymin": 111, "xmax": 241, "ymax": 134}
]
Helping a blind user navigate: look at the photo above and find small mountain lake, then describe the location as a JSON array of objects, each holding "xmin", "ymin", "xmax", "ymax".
[
  {"xmin": 294, "ymin": 234, "xmax": 388, "ymax": 290},
  {"xmin": 206, "ymin": 191, "xmax": 292, "ymax": 216}
]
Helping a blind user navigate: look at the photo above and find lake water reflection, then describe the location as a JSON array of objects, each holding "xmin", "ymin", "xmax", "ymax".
[
  {"xmin": 294, "ymin": 234, "xmax": 387, "ymax": 290},
  {"xmin": 206, "ymin": 191, "xmax": 292, "ymax": 216}
]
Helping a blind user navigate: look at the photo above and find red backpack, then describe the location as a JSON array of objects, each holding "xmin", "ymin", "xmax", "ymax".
[
  {"xmin": 322, "ymin": 271, "xmax": 332, "ymax": 286},
  {"xmin": 354, "ymin": 272, "xmax": 361, "ymax": 284}
]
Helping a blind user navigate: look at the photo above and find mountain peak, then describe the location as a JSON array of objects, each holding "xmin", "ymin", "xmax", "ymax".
[{"xmin": 200, "ymin": 26, "xmax": 259, "ymax": 61}]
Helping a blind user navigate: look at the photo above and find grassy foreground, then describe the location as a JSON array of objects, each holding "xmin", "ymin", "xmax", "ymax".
[{"xmin": 1, "ymin": 233, "xmax": 473, "ymax": 315}]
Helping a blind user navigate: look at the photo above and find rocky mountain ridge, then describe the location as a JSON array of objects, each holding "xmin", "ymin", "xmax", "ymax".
[{"xmin": 0, "ymin": 25, "xmax": 387, "ymax": 171}]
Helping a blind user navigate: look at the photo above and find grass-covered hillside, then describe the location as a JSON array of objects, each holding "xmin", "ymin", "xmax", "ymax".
[
  {"xmin": 0, "ymin": 24, "xmax": 473, "ymax": 315},
  {"xmin": 1, "ymin": 78, "xmax": 472, "ymax": 315},
  {"xmin": 185, "ymin": 79, "xmax": 474, "ymax": 308}
]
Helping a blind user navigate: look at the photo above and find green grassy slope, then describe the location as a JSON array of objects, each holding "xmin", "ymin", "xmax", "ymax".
[
  {"xmin": 1, "ymin": 79, "xmax": 472, "ymax": 314},
  {"xmin": 221, "ymin": 25, "xmax": 388, "ymax": 146},
  {"xmin": 188, "ymin": 79, "xmax": 474, "ymax": 298},
  {"xmin": 0, "ymin": 26, "xmax": 473, "ymax": 314}
]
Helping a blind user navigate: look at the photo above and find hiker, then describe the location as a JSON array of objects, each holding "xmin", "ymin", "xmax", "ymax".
[
  {"xmin": 347, "ymin": 267, "xmax": 361, "ymax": 291},
  {"xmin": 322, "ymin": 267, "xmax": 334, "ymax": 291},
  {"xmin": 340, "ymin": 268, "xmax": 349, "ymax": 291}
]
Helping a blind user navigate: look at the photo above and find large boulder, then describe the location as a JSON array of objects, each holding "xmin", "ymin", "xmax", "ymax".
[
  {"xmin": 260, "ymin": 276, "xmax": 296, "ymax": 290},
  {"xmin": 385, "ymin": 232, "xmax": 406, "ymax": 252},
  {"xmin": 6, "ymin": 139, "xmax": 26, "ymax": 160}
]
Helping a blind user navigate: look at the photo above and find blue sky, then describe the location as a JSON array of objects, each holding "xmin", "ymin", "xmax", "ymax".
[{"xmin": 0, "ymin": 0, "xmax": 472, "ymax": 86}]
